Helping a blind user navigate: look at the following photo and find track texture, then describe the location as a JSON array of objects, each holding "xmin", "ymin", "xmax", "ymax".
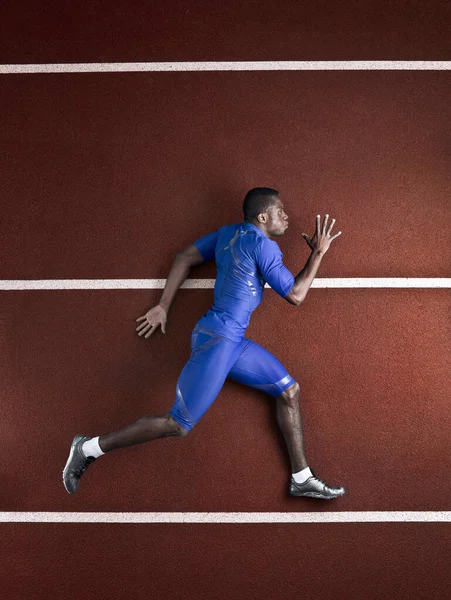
[{"xmin": 1, "ymin": 1, "xmax": 450, "ymax": 598}]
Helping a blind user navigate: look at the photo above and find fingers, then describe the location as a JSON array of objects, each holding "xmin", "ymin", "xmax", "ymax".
[
  {"xmin": 136, "ymin": 306, "xmax": 167, "ymax": 338},
  {"xmin": 136, "ymin": 317, "xmax": 166, "ymax": 338},
  {"xmin": 317, "ymin": 214, "xmax": 340, "ymax": 239},
  {"xmin": 136, "ymin": 319, "xmax": 157, "ymax": 336},
  {"xmin": 136, "ymin": 322, "xmax": 157, "ymax": 338},
  {"xmin": 330, "ymin": 231, "xmax": 342, "ymax": 241},
  {"xmin": 137, "ymin": 323, "xmax": 152, "ymax": 336},
  {"xmin": 327, "ymin": 218, "xmax": 336, "ymax": 236},
  {"xmin": 301, "ymin": 233, "xmax": 313, "ymax": 249},
  {"xmin": 136, "ymin": 316, "xmax": 154, "ymax": 335},
  {"xmin": 144, "ymin": 325, "xmax": 157, "ymax": 339}
]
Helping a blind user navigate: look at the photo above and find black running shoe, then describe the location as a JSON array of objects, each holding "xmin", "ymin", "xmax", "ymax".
[
  {"xmin": 290, "ymin": 470, "xmax": 345, "ymax": 500},
  {"xmin": 63, "ymin": 434, "xmax": 96, "ymax": 494}
]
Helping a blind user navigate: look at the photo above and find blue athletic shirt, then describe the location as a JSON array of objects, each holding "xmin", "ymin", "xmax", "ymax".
[{"xmin": 192, "ymin": 221, "xmax": 295, "ymax": 342}]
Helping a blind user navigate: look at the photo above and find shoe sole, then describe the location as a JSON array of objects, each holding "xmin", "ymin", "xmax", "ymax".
[
  {"xmin": 62, "ymin": 434, "xmax": 86, "ymax": 494},
  {"xmin": 290, "ymin": 490, "xmax": 346, "ymax": 500}
]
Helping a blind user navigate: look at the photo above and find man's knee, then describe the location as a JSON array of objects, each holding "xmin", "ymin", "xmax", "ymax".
[
  {"xmin": 167, "ymin": 415, "xmax": 190, "ymax": 437},
  {"xmin": 279, "ymin": 381, "xmax": 301, "ymax": 404}
]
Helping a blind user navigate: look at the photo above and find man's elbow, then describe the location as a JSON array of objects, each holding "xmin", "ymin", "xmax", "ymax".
[
  {"xmin": 284, "ymin": 288, "xmax": 304, "ymax": 306},
  {"xmin": 176, "ymin": 244, "xmax": 205, "ymax": 267}
]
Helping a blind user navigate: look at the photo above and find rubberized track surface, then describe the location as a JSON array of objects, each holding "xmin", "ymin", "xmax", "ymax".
[
  {"xmin": 2, "ymin": 524, "xmax": 450, "ymax": 600},
  {"xmin": 1, "ymin": 1, "xmax": 450, "ymax": 599},
  {"xmin": 1, "ymin": 289, "xmax": 450, "ymax": 512}
]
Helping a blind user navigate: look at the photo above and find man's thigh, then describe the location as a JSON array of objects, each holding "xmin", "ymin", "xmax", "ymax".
[
  {"xmin": 227, "ymin": 338, "xmax": 297, "ymax": 397},
  {"xmin": 170, "ymin": 327, "xmax": 242, "ymax": 430}
]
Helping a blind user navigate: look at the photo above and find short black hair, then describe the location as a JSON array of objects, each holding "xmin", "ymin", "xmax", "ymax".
[{"xmin": 243, "ymin": 187, "xmax": 279, "ymax": 221}]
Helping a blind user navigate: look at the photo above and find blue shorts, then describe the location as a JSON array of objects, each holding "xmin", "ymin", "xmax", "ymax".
[{"xmin": 169, "ymin": 325, "xmax": 297, "ymax": 431}]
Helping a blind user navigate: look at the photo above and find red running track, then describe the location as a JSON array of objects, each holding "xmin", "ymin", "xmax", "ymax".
[
  {"xmin": 1, "ymin": 1, "xmax": 450, "ymax": 599},
  {"xmin": 0, "ymin": 523, "xmax": 450, "ymax": 600},
  {"xmin": 1, "ymin": 289, "xmax": 450, "ymax": 512},
  {"xmin": 1, "ymin": 71, "xmax": 449, "ymax": 280},
  {"xmin": 0, "ymin": 0, "xmax": 450, "ymax": 62}
]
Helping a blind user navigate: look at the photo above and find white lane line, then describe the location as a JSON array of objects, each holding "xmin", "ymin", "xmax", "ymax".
[
  {"xmin": 0, "ymin": 279, "xmax": 449, "ymax": 290},
  {"xmin": 0, "ymin": 61, "xmax": 450, "ymax": 74},
  {"xmin": 0, "ymin": 511, "xmax": 450, "ymax": 523}
]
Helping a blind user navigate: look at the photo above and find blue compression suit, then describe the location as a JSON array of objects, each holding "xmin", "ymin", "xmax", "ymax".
[{"xmin": 170, "ymin": 221, "xmax": 297, "ymax": 431}]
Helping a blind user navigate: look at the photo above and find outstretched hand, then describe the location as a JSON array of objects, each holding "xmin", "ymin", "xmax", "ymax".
[
  {"xmin": 136, "ymin": 304, "xmax": 167, "ymax": 338},
  {"xmin": 301, "ymin": 214, "xmax": 342, "ymax": 254}
]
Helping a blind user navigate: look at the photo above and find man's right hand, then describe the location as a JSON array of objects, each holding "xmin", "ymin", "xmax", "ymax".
[
  {"xmin": 136, "ymin": 304, "xmax": 167, "ymax": 338},
  {"xmin": 301, "ymin": 214, "xmax": 342, "ymax": 254}
]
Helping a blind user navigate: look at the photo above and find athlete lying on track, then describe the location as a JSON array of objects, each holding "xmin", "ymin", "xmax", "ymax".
[{"xmin": 63, "ymin": 187, "xmax": 345, "ymax": 499}]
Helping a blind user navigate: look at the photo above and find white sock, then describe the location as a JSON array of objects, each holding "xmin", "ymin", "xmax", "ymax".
[
  {"xmin": 292, "ymin": 466, "xmax": 312, "ymax": 484},
  {"xmin": 82, "ymin": 436, "xmax": 105, "ymax": 458}
]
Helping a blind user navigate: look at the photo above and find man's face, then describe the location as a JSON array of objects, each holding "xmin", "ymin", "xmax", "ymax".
[{"xmin": 263, "ymin": 196, "xmax": 289, "ymax": 236}]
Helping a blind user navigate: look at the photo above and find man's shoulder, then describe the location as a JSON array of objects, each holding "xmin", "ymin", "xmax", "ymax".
[
  {"xmin": 221, "ymin": 222, "xmax": 239, "ymax": 232},
  {"xmin": 257, "ymin": 235, "xmax": 282, "ymax": 255},
  {"xmin": 216, "ymin": 222, "xmax": 240, "ymax": 236}
]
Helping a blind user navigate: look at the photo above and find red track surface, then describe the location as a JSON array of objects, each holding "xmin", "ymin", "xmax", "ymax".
[
  {"xmin": 0, "ymin": 0, "xmax": 450, "ymax": 62},
  {"xmin": 2, "ymin": 524, "xmax": 450, "ymax": 600},
  {"xmin": 1, "ymin": 2, "xmax": 450, "ymax": 599},
  {"xmin": 1, "ymin": 72, "xmax": 449, "ymax": 279},
  {"xmin": 1, "ymin": 289, "xmax": 450, "ymax": 512}
]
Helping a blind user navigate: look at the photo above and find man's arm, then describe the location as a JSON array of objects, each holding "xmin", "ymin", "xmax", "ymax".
[
  {"xmin": 285, "ymin": 214, "xmax": 342, "ymax": 306},
  {"xmin": 136, "ymin": 229, "xmax": 219, "ymax": 338},
  {"xmin": 158, "ymin": 245, "xmax": 204, "ymax": 312},
  {"xmin": 285, "ymin": 249, "xmax": 325, "ymax": 306},
  {"xmin": 158, "ymin": 224, "xmax": 220, "ymax": 312},
  {"xmin": 136, "ymin": 245, "xmax": 206, "ymax": 338}
]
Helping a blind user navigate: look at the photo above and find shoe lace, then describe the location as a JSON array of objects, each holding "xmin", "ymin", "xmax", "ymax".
[
  {"xmin": 310, "ymin": 476, "xmax": 328, "ymax": 491},
  {"xmin": 73, "ymin": 456, "xmax": 96, "ymax": 477},
  {"xmin": 308, "ymin": 470, "xmax": 326, "ymax": 488}
]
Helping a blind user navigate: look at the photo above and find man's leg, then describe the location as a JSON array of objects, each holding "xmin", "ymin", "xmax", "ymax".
[
  {"xmin": 227, "ymin": 338, "xmax": 345, "ymax": 499},
  {"xmin": 99, "ymin": 412, "xmax": 188, "ymax": 453},
  {"xmin": 227, "ymin": 338, "xmax": 308, "ymax": 469},
  {"xmin": 81, "ymin": 382, "xmax": 303, "ymax": 458},
  {"xmin": 275, "ymin": 381, "xmax": 308, "ymax": 473},
  {"xmin": 62, "ymin": 412, "xmax": 189, "ymax": 495},
  {"xmin": 63, "ymin": 326, "xmax": 243, "ymax": 494}
]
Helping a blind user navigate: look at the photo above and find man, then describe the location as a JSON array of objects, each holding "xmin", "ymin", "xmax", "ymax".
[{"xmin": 63, "ymin": 187, "xmax": 345, "ymax": 499}]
